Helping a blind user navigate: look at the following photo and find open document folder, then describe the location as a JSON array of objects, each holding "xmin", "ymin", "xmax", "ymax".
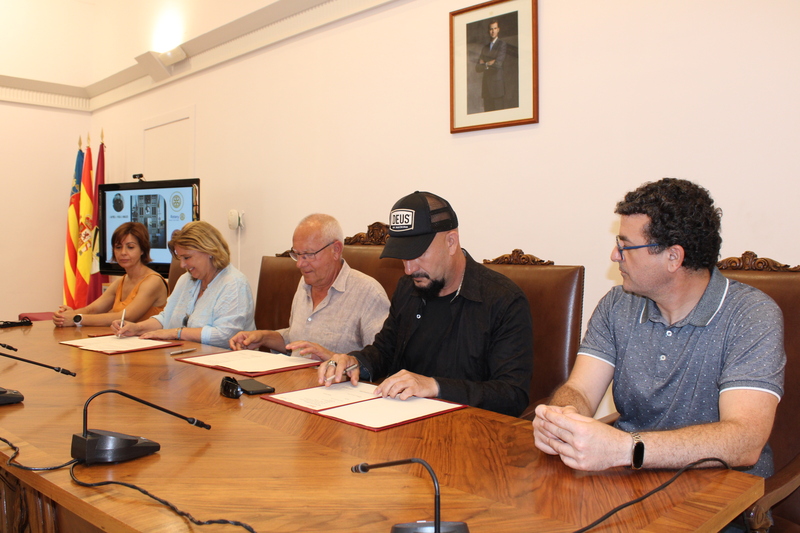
[
  {"xmin": 265, "ymin": 382, "xmax": 466, "ymax": 431},
  {"xmin": 60, "ymin": 336, "xmax": 181, "ymax": 354},
  {"xmin": 176, "ymin": 350, "xmax": 318, "ymax": 377}
]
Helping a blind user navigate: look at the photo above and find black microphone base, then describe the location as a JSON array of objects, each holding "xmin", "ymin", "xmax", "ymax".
[
  {"xmin": 71, "ymin": 429, "xmax": 160, "ymax": 464},
  {"xmin": 0, "ymin": 387, "xmax": 24, "ymax": 405},
  {"xmin": 391, "ymin": 521, "xmax": 469, "ymax": 533}
]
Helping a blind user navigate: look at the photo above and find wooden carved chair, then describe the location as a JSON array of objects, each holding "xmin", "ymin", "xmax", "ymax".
[
  {"xmin": 342, "ymin": 222, "xmax": 405, "ymax": 299},
  {"xmin": 167, "ymin": 254, "xmax": 184, "ymax": 295},
  {"xmin": 717, "ymin": 252, "xmax": 800, "ymax": 532},
  {"xmin": 482, "ymin": 250, "xmax": 584, "ymax": 420}
]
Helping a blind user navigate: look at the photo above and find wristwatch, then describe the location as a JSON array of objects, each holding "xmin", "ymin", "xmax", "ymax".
[
  {"xmin": 73, "ymin": 314, "xmax": 83, "ymax": 326},
  {"xmin": 630, "ymin": 432, "xmax": 645, "ymax": 470}
]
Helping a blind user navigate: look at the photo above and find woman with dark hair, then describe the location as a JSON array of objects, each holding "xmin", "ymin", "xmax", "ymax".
[
  {"xmin": 112, "ymin": 221, "xmax": 255, "ymax": 349},
  {"xmin": 53, "ymin": 222, "xmax": 168, "ymax": 327}
]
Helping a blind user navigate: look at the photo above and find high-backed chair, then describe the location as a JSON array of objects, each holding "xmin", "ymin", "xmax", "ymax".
[
  {"xmin": 254, "ymin": 254, "xmax": 301, "ymax": 331},
  {"xmin": 342, "ymin": 222, "xmax": 405, "ymax": 299},
  {"xmin": 167, "ymin": 254, "xmax": 185, "ymax": 295},
  {"xmin": 483, "ymin": 250, "xmax": 584, "ymax": 420},
  {"xmin": 717, "ymin": 252, "xmax": 800, "ymax": 532}
]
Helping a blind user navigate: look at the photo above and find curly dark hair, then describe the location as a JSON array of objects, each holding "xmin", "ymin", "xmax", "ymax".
[{"xmin": 615, "ymin": 178, "xmax": 722, "ymax": 271}]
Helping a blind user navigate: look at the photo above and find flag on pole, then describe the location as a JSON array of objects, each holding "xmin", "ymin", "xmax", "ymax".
[
  {"xmin": 63, "ymin": 146, "xmax": 84, "ymax": 307},
  {"xmin": 75, "ymin": 144, "xmax": 94, "ymax": 308},
  {"xmin": 87, "ymin": 142, "xmax": 107, "ymax": 303}
]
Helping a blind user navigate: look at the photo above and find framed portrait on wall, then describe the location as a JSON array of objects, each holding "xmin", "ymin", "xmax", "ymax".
[{"xmin": 450, "ymin": 0, "xmax": 538, "ymax": 133}]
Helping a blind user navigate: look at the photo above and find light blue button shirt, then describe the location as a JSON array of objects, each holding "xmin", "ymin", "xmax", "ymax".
[{"xmin": 153, "ymin": 264, "xmax": 255, "ymax": 348}]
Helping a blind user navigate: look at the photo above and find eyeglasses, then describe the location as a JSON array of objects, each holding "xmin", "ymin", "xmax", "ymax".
[
  {"xmin": 289, "ymin": 241, "xmax": 335, "ymax": 262},
  {"xmin": 220, "ymin": 376, "xmax": 244, "ymax": 399},
  {"xmin": 616, "ymin": 236, "xmax": 661, "ymax": 260}
]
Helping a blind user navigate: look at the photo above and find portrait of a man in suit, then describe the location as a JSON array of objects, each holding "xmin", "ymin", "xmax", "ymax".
[
  {"xmin": 467, "ymin": 13, "xmax": 519, "ymax": 115},
  {"xmin": 476, "ymin": 20, "xmax": 507, "ymax": 112}
]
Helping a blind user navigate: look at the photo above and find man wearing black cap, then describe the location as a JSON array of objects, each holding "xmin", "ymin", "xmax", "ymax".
[{"xmin": 315, "ymin": 191, "xmax": 533, "ymax": 417}]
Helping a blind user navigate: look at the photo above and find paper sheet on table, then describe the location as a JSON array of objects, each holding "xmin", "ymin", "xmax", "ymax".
[
  {"xmin": 269, "ymin": 382, "xmax": 378, "ymax": 411},
  {"xmin": 322, "ymin": 395, "xmax": 464, "ymax": 430},
  {"xmin": 180, "ymin": 350, "xmax": 318, "ymax": 373},
  {"xmin": 266, "ymin": 382, "xmax": 466, "ymax": 431},
  {"xmin": 60, "ymin": 336, "xmax": 177, "ymax": 354}
]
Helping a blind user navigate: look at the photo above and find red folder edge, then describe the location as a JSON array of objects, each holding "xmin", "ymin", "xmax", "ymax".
[{"xmin": 263, "ymin": 386, "xmax": 466, "ymax": 431}]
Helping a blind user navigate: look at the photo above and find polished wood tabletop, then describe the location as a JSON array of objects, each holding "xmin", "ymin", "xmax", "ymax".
[{"xmin": 0, "ymin": 322, "xmax": 762, "ymax": 532}]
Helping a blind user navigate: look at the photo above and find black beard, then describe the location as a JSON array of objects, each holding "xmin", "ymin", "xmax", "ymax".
[{"xmin": 412, "ymin": 275, "xmax": 446, "ymax": 300}]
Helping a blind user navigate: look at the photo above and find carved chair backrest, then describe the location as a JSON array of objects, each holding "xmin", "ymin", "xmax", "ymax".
[
  {"xmin": 483, "ymin": 250, "xmax": 584, "ymax": 419},
  {"xmin": 718, "ymin": 251, "xmax": 800, "ymax": 526}
]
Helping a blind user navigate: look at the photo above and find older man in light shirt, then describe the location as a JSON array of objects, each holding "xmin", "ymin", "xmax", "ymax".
[{"xmin": 230, "ymin": 214, "xmax": 389, "ymax": 357}]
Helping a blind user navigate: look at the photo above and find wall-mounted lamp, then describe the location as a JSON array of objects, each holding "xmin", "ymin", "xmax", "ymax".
[
  {"xmin": 160, "ymin": 46, "xmax": 187, "ymax": 67},
  {"xmin": 135, "ymin": 46, "xmax": 187, "ymax": 82}
]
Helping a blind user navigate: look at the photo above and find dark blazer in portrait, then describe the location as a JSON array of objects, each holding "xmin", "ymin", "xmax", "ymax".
[{"xmin": 476, "ymin": 39, "xmax": 507, "ymax": 110}]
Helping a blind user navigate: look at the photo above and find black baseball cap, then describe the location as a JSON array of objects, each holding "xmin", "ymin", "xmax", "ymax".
[{"xmin": 380, "ymin": 191, "xmax": 459, "ymax": 260}]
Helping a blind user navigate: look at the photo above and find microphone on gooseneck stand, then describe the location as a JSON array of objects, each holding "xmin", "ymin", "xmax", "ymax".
[
  {"xmin": 71, "ymin": 389, "xmax": 211, "ymax": 465},
  {"xmin": 351, "ymin": 458, "xmax": 469, "ymax": 533},
  {"xmin": 0, "ymin": 347, "xmax": 77, "ymax": 405}
]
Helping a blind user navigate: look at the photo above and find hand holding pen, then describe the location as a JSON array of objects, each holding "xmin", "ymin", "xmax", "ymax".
[
  {"xmin": 317, "ymin": 354, "xmax": 361, "ymax": 386},
  {"xmin": 116, "ymin": 309, "xmax": 126, "ymax": 338}
]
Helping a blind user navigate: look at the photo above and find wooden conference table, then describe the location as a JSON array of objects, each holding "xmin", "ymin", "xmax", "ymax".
[{"xmin": 0, "ymin": 323, "xmax": 762, "ymax": 533}]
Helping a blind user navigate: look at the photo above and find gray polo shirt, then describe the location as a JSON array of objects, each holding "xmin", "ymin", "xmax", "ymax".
[{"xmin": 579, "ymin": 268, "xmax": 785, "ymax": 477}]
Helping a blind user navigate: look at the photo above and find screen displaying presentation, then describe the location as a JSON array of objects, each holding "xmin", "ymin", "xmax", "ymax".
[{"xmin": 98, "ymin": 179, "xmax": 200, "ymax": 275}]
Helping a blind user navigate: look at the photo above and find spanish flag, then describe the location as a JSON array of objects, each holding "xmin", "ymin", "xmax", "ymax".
[
  {"xmin": 63, "ymin": 147, "xmax": 84, "ymax": 307},
  {"xmin": 75, "ymin": 145, "xmax": 94, "ymax": 308},
  {"xmin": 87, "ymin": 142, "xmax": 107, "ymax": 303}
]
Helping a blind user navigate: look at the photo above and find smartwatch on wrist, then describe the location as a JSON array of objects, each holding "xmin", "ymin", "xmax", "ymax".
[
  {"xmin": 630, "ymin": 432, "xmax": 645, "ymax": 470},
  {"xmin": 73, "ymin": 314, "xmax": 83, "ymax": 326}
]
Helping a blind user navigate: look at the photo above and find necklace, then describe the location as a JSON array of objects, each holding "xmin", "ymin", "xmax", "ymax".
[{"xmin": 450, "ymin": 270, "xmax": 465, "ymax": 303}]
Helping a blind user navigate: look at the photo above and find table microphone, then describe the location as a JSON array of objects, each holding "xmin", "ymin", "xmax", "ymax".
[
  {"xmin": 71, "ymin": 389, "xmax": 211, "ymax": 465},
  {"xmin": 351, "ymin": 458, "xmax": 469, "ymax": 533},
  {"xmin": 0, "ymin": 349, "xmax": 77, "ymax": 405}
]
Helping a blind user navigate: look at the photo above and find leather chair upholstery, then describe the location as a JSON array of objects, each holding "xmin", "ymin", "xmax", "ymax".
[
  {"xmin": 718, "ymin": 252, "xmax": 800, "ymax": 532},
  {"xmin": 167, "ymin": 254, "xmax": 184, "ymax": 295},
  {"xmin": 483, "ymin": 252, "xmax": 584, "ymax": 420}
]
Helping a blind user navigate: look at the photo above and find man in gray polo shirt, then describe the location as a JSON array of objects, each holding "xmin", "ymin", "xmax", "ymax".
[{"xmin": 533, "ymin": 178, "xmax": 784, "ymax": 479}]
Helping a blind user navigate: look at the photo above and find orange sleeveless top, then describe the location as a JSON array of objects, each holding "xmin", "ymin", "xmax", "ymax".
[{"xmin": 111, "ymin": 271, "xmax": 167, "ymax": 320}]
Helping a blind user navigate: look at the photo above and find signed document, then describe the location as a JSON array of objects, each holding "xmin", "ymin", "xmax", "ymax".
[
  {"xmin": 177, "ymin": 350, "xmax": 318, "ymax": 376},
  {"xmin": 266, "ymin": 382, "xmax": 466, "ymax": 431},
  {"xmin": 60, "ymin": 336, "xmax": 180, "ymax": 354}
]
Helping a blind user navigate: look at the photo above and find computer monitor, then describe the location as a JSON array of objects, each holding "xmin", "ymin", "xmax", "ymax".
[{"xmin": 98, "ymin": 179, "xmax": 200, "ymax": 276}]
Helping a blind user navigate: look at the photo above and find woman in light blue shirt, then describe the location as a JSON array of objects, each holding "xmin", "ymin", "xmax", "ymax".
[{"xmin": 112, "ymin": 221, "xmax": 255, "ymax": 348}]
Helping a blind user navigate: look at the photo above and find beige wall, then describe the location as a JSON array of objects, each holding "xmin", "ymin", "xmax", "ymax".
[{"xmin": 2, "ymin": 0, "xmax": 799, "ymax": 334}]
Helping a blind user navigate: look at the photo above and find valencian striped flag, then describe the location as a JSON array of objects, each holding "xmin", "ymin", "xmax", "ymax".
[
  {"xmin": 75, "ymin": 145, "xmax": 94, "ymax": 308},
  {"xmin": 63, "ymin": 146, "xmax": 84, "ymax": 307},
  {"xmin": 87, "ymin": 142, "xmax": 107, "ymax": 303}
]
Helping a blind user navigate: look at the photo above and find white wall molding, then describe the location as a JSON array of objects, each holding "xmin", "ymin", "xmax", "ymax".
[{"xmin": 0, "ymin": 0, "xmax": 396, "ymax": 113}]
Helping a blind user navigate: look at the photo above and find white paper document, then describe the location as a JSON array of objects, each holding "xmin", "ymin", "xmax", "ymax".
[
  {"xmin": 267, "ymin": 382, "xmax": 465, "ymax": 430},
  {"xmin": 60, "ymin": 336, "xmax": 176, "ymax": 354},
  {"xmin": 180, "ymin": 350, "xmax": 318, "ymax": 373},
  {"xmin": 322, "ymin": 395, "xmax": 463, "ymax": 430},
  {"xmin": 270, "ymin": 382, "xmax": 378, "ymax": 411}
]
